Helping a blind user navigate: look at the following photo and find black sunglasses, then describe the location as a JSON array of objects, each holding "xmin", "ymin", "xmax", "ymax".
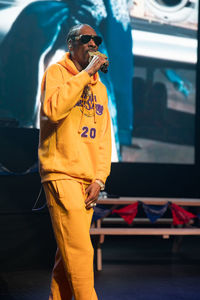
[{"xmin": 72, "ymin": 34, "xmax": 102, "ymax": 46}]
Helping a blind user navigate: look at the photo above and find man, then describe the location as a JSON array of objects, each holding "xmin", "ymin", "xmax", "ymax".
[{"xmin": 38, "ymin": 23, "xmax": 112, "ymax": 300}]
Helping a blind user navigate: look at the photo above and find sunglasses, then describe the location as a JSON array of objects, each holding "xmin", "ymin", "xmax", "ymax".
[{"xmin": 72, "ymin": 35, "xmax": 102, "ymax": 46}]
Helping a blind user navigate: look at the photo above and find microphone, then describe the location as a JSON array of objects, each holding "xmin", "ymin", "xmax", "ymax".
[
  {"xmin": 88, "ymin": 51, "xmax": 108, "ymax": 73},
  {"xmin": 100, "ymin": 63, "xmax": 108, "ymax": 73}
]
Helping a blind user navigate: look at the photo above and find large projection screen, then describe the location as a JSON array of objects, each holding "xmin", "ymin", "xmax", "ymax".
[{"xmin": 0, "ymin": 0, "xmax": 200, "ymax": 197}]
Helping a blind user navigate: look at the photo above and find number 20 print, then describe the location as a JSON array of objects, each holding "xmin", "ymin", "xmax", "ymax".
[{"xmin": 81, "ymin": 127, "xmax": 96, "ymax": 139}]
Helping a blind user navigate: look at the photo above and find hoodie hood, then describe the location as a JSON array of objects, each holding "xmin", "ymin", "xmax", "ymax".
[{"xmin": 57, "ymin": 52, "xmax": 99, "ymax": 85}]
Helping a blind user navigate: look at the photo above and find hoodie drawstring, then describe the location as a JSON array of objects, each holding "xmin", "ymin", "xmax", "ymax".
[
  {"xmin": 78, "ymin": 85, "xmax": 97, "ymax": 134},
  {"xmin": 78, "ymin": 99, "xmax": 85, "ymax": 134},
  {"xmin": 93, "ymin": 95, "xmax": 96, "ymax": 124}
]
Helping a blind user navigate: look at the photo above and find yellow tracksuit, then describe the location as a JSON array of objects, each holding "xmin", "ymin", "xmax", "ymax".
[{"xmin": 38, "ymin": 52, "xmax": 111, "ymax": 299}]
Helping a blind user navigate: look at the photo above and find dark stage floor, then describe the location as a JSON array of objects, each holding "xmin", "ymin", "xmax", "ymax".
[{"xmin": 0, "ymin": 235, "xmax": 200, "ymax": 300}]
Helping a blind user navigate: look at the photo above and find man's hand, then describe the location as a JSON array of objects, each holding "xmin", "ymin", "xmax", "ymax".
[
  {"xmin": 85, "ymin": 55, "xmax": 108, "ymax": 76},
  {"xmin": 85, "ymin": 182, "xmax": 101, "ymax": 209}
]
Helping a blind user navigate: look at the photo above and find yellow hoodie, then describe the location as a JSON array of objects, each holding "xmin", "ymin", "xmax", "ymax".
[{"xmin": 38, "ymin": 52, "xmax": 111, "ymax": 185}]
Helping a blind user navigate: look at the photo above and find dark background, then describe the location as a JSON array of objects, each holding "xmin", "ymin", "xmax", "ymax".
[{"xmin": 0, "ymin": 0, "xmax": 200, "ymax": 282}]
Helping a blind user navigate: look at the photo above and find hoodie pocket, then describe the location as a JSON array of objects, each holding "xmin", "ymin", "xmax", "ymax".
[
  {"xmin": 56, "ymin": 122, "xmax": 78, "ymax": 165},
  {"xmin": 51, "ymin": 180, "xmax": 65, "ymax": 199},
  {"xmin": 44, "ymin": 180, "xmax": 65, "ymax": 208}
]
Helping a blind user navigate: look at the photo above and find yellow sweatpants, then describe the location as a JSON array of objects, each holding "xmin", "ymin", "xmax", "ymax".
[{"xmin": 43, "ymin": 179, "xmax": 98, "ymax": 300}]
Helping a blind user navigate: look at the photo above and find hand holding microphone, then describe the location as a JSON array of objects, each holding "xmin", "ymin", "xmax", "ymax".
[
  {"xmin": 89, "ymin": 51, "xmax": 108, "ymax": 73},
  {"xmin": 85, "ymin": 51, "xmax": 109, "ymax": 76}
]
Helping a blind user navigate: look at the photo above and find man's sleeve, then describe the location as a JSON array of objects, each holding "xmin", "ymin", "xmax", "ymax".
[{"xmin": 41, "ymin": 64, "xmax": 91, "ymax": 122}]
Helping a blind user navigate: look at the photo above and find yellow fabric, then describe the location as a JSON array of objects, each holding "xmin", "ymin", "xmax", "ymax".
[
  {"xmin": 43, "ymin": 179, "xmax": 98, "ymax": 300},
  {"xmin": 38, "ymin": 52, "xmax": 112, "ymax": 184}
]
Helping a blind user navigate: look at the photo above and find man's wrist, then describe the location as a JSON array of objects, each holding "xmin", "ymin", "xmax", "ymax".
[
  {"xmin": 95, "ymin": 179, "xmax": 105, "ymax": 191},
  {"xmin": 84, "ymin": 67, "xmax": 94, "ymax": 77}
]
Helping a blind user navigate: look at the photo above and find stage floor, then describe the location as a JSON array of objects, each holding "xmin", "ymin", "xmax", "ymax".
[{"xmin": 0, "ymin": 235, "xmax": 200, "ymax": 300}]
